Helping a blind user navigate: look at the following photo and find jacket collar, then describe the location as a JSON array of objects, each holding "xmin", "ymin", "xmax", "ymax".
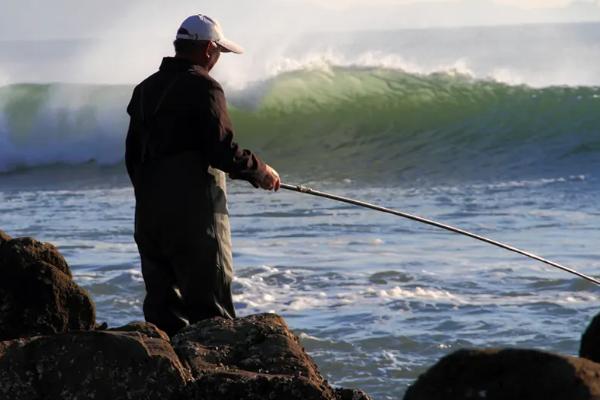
[{"xmin": 159, "ymin": 57, "xmax": 198, "ymax": 72}]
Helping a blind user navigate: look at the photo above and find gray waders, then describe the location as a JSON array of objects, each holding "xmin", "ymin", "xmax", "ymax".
[{"xmin": 133, "ymin": 152, "xmax": 235, "ymax": 336}]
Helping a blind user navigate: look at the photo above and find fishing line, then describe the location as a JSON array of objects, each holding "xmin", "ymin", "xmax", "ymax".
[{"xmin": 280, "ymin": 183, "xmax": 600, "ymax": 286}]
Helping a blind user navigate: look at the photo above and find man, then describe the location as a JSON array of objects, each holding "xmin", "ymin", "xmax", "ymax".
[{"xmin": 125, "ymin": 14, "xmax": 280, "ymax": 336}]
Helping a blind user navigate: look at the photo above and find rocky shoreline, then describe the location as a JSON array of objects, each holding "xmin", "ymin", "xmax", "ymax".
[
  {"xmin": 1, "ymin": 229, "xmax": 600, "ymax": 399},
  {"xmin": 0, "ymin": 230, "xmax": 370, "ymax": 400}
]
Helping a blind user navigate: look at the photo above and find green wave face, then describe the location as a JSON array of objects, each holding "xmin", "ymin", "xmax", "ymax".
[{"xmin": 231, "ymin": 67, "xmax": 600, "ymax": 182}]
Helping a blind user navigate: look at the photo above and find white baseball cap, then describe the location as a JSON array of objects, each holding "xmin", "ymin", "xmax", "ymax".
[{"xmin": 176, "ymin": 14, "xmax": 243, "ymax": 54}]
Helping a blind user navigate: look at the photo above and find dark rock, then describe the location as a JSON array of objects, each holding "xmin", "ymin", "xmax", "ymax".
[
  {"xmin": 404, "ymin": 348, "xmax": 600, "ymax": 400},
  {"xmin": 335, "ymin": 388, "xmax": 373, "ymax": 400},
  {"xmin": 173, "ymin": 313, "xmax": 371, "ymax": 400},
  {"xmin": 109, "ymin": 320, "xmax": 170, "ymax": 341},
  {"xmin": 0, "ymin": 236, "xmax": 71, "ymax": 277},
  {"xmin": 0, "ymin": 230, "xmax": 11, "ymax": 246},
  {"xmin": 580, "ymin": 312, "xmax": 600, "ymax": 363},
  {"xmin": 185, "ymin": 370, "xmax": 335, "ymax": 400},
  {"xmin": 173, "ymin": 313, "xmax": 324, "ymax": 380},
  {"xmin": 0, "ymin": 259, "xmax": 95, "ymax": 341},
  {"xmin": 95, "ymin": 321, "xmax": 109, "ymax": 330},
  {"xmin": 0, "ymin": 330, "xmax": 191, "ymax": 400}
]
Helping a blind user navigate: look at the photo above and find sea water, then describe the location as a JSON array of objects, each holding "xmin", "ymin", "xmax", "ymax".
[{"xmin": 1, "ymin": 23, "xmax": 600, "ymax": 399}]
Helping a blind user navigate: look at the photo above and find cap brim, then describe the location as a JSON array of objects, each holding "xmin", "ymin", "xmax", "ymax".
[{"xmin": 217, "ymin": 38, "xmax": 244, "ymax": 54}]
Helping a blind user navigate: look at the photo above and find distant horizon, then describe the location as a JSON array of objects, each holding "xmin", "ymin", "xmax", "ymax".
[
  {"xmin": 1, "ymin": 19, "xmax": 599, "ymax": 44},
  {"xmin": 2, "ymin": 0, "xmax": 600, "ymax": 41}
]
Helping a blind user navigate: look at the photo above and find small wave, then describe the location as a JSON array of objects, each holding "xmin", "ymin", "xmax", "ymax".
[
  {"xmin": 478, "ymin": 175, "xmax": 587, "ymax": 191},
  {"xmin": 369, "ymin": 271, "xmax": 413, "ymax": 285}
]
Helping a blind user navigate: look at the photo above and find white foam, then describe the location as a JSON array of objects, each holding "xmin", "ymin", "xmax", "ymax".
[
  {"xmin": 94, "ymin": 242, "xmax": 138, "ymax": 253},
  {"xmin": 298, "ymin": 332, "xmax": 324, "ymax": 342},
  {"xmin": 288, "ymin": 296, "xmax": 328, "ymax": 310},
  {"xmin": 556, "ymin": 293, "xmax": 598, "ymax": 304},
  {"xmin": 375, "ymin": 286, "xmax": 464, "ymax": 302},
  {"xmin": 262, "ymin": 293, "xmax": 275, "ymax": 302},
  {"xmin": 265, "ymin": 51, "xmax": 477, "ymax": 82}
]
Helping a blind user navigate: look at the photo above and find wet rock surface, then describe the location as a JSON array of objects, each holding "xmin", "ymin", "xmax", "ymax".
[
  {"xmin": 185, "ymin": 371, "xmax": 371, "ymax": 400},
  {"xmin": 0, "ymin": 234, "xmax": 95, "ymax": 341},
  {"xmin": 108, "ymin": 320, "xmax": 170, "ymax": 341},
  {"xmin": 0, "ymin": 258, "xmax": 95, "ymax": 341},
  {"xmin": 403, "ymin": 348, "xmax": 600, "ymax": 400},
  {"xmin": 0, "ymin": 236, "xmax": 71, "ymax": 277},
  {"xmin": 0, "ymin": 330, "xmax": 191, "ymax": 400},
  {"xmin": 173, "ymin": 313, "xmax": 370, "ymax": 400},
  {"xmin": 172, "ymin": 314, "xmax": 325, "ymax": 381}
]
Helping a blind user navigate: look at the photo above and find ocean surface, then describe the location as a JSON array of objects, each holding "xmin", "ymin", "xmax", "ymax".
[{"xmin": 1, "ymin": 23, "xmax": 600, "ymax": 399}]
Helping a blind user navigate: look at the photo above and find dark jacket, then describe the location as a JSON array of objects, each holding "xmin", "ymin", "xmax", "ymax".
[
  {"xmin": 125, "ymin": 57, "xmax": 266, "ymax": 190},
  {"xmin": 124, "ymin": 57, "xmax": 258, "ymax": 331}
]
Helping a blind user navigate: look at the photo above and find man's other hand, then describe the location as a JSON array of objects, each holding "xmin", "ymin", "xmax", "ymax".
[{"xmin": 259, "ymin": 165, "xmax": 281, "ymax": 191}]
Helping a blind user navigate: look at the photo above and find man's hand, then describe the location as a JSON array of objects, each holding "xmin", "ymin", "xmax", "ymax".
[{"xmin": 259, "ymin": 165, "xmax": 281, "ymax": 191}]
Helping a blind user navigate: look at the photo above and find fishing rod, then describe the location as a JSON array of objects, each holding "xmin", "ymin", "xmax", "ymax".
[{"xmin": 280, "ymin": 183, "xmax": 600, "ymax": 286}]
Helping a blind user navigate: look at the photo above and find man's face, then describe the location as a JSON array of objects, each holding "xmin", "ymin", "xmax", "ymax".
[{"xmin": 206, "ymin": 42, "xmax": 221, "ymax": 71}]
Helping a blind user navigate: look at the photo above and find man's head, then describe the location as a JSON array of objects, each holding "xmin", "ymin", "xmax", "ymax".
[{"xmin": 173, "ymin": 14, "xmax": 243, "ymax": 71}]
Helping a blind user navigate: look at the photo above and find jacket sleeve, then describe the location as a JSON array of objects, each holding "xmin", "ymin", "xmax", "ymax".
[{"xmin": 202, "ymin": 81, "xmax": 267, "ymax": 187}]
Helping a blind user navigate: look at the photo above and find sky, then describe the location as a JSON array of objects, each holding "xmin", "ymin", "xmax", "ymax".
[
  {"xmin": 0, "ymin": 0, "xmax": 599, "ymax": 86},
  {"xmin": 1, "ymin": 0, "xmax": 600, "ymax": 41}
]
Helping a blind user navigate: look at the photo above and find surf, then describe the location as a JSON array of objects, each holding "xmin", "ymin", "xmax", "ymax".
[{"xmin": 1, "ymin": 66, "xmax": 599, "ymax": 183}]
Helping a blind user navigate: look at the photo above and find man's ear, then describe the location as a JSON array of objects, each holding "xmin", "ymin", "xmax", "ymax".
[{"xmin": 203, "ymin": 41, "xmax": 213, "ymax": 58}]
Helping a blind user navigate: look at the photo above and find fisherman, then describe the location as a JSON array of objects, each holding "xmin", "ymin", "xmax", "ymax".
[{"xmin": 125, "ymin": 14, "xmax": 280, "ymax": 336}]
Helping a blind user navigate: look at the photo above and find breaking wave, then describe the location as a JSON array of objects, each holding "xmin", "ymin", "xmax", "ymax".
[{"xmin": 1, "ymin": 66, "xmax": 599, "ymax": 183}]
